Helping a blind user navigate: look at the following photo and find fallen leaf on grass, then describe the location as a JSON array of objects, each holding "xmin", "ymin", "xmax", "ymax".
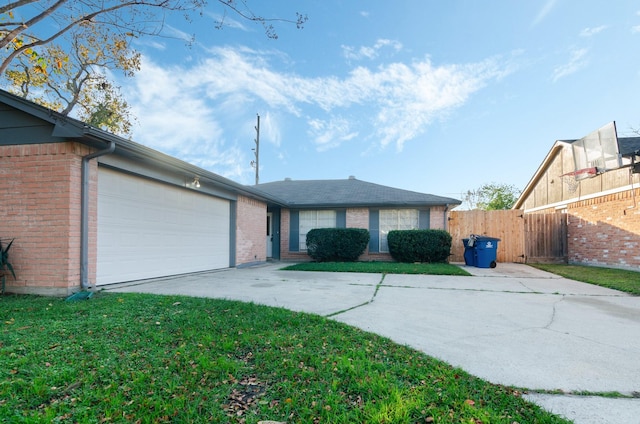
[{"xmin": 224, "ymin": 375, "xmax": 267, "ymax": 418}]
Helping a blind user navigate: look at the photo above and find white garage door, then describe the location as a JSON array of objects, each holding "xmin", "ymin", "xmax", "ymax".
[{"xmin": 97, "ymin": 167, "xmax": 230, "ymax": 285}]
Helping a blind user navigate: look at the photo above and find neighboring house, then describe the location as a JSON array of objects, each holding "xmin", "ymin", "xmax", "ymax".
[
  {"xmin": 0, "ymin": 89, "xmax": 460, "ymax": 295},
  {"xmin": 513, "ymin": 123, "xmax": 640, "ymax": 270},
  {"xmin": 254, "ymin": 178, "xmax": 461, "ymax": 262}
]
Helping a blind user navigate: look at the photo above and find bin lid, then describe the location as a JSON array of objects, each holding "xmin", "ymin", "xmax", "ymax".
[{"xmin": 473, "ymin": 236, "xmax": 501, "ymax": 242}]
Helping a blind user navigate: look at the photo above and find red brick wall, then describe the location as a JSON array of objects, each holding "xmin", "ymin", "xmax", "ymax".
[
  {"xmin": 346, "ymin": 208, "xmax": 393, "ymax": 261},
  {"xmin": 0, "ymin": 142, "xmax": 97, "ymax": 295},
  {"xmin": 567, "ymin": 188, "xmax": 640, "ymax": 270},
  {"xmin": 235, "ymin": 195, "xmax": 267, "ymax": 265}
]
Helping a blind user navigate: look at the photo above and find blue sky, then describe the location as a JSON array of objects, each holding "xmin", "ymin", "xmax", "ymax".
[{"xmin": 116, "ymin": 0, "xmax": 640, "ymax": 202}]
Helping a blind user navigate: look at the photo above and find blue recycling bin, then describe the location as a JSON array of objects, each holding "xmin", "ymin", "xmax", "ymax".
[
  {"xmin": 473, "ymin": 236, "xmax": 500, "ymax": 268},
  {"xmin": 462, "ymin": 238, "xmax": 476, "ymax": 266}
]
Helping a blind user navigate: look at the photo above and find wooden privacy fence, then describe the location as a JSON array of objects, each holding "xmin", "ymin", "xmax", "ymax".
[{"xmin": 447, "ymin": 210, "xmax": 567, "ymax": 264}]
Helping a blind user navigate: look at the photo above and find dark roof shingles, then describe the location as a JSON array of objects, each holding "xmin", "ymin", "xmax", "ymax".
[
  {"xmin": 254, "ymin": 178, "xmax": 460, "ymax": 207},
  {"xmin": 619, "ymin": 137, "xmax": 640, "ymax": 156}
]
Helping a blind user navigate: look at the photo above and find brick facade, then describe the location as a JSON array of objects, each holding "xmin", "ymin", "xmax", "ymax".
[
  {"xmin": 345, "ymin": 208, "xmax": 368, "ymax": 228},
  {"xmin": 346, "ymin": 208, "xmax": 393, "ymax": 262},
  {"xmin": 235, "ymin": 195, "xmax": 267, "ymax": 265},
  {"xmin": 0, "ymin": 142, "xmax": 97, "ymax": 295},
  {"xmin": 277, "ymin": 207, "xmax": 449, "ymax": 262},
  {"xmin": 567, "ymin": 188, "xmax": 640, "ymax": 270}
]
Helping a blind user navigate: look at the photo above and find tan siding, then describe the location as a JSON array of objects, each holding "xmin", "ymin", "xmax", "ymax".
[
  {"xmin": 548, "ymin": 157, "xmax": 563, "ymax": 204},
  {"xmin": 561, "ymin": 145, "xmax": 575, "ymax": 200}
]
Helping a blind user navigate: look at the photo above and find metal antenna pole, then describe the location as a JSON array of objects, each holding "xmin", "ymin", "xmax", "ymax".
[{"xmin": 251, "ymin": 114, "xmax": 260, "ymax": 185}]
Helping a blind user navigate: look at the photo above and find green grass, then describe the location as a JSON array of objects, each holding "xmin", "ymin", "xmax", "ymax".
[
  {"xmin": 0, "ymin": 293, "xmax": 568, "ymax": 423},
  {"xmin": 530, "ymin": 263, "xmax": 640, "ymax": 295},
  {"xmin": 282, "ymin": 261, "xmax": 471, "ymax": 276}
]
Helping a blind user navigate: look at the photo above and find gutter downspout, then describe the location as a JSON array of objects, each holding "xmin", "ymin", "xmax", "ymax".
[
  {"xmin": 443, "ymin": 204, "xmax": 451, "ymax": 230},
  {"xmin": 81, "ymin": 140, "xmax": 115, "ymax": 289}
]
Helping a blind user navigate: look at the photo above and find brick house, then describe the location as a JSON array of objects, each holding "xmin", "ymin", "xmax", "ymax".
[
  {"xmin": 254, "ymin": 178, "xmax": 461, "ymax": 262},
  {"xmin": 0, "ymin": 90, "xmax": 460, "ymax": 295},
  {"xmin": 513, "ymin": 123, "xmax": 640, "ymax": 271}
]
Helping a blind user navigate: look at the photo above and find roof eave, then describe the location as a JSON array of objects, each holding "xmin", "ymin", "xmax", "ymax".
[
  {"xmin": 110, "ymin": 138, "xmax": 281, "ymax": 202},
  {"xmin": 286, "ymin": 200, "xmax": 462, "ymax": 209},
  {"xmin": 0, "ymin": 90, "xmax": 277, "ymax": 203}
]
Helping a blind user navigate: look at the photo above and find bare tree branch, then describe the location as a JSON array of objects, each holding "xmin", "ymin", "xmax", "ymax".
[
  {"xmin": 0, "ymin": 0, "xmax": 68, "ymax": 51},
  {"xmin": 0, "ymin": 0, "xmax": 40, "ymax": 16},
  {"xmin": 1, "ymin": 0, "xmax": 306, "ymax": 135},
  {"xmin": 1, "ymin": 0, "xmax": 205, "ymax": 74},
  {"xmin": 215, "ymin": 0, "xmax": 307, "ymax": 38}
]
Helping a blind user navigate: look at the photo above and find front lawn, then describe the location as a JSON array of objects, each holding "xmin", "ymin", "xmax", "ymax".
[
  {"xmin": 0, "ymin": 293, "xmax": 567, "ymax": 423},
  {"xmin": 282, "ymin": 261, "xmax": 471, "ymax": 276},
  {"xmin": 530, "ymin": 263, "xmax": 640, "ymax": 295}
]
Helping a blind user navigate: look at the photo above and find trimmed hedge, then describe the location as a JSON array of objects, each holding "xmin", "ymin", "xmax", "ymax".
[
  {"xmin": 306, "ymin": 228, "xmax": 370, "ymax": 262},
  {"xmin": 387, "ymin": 229, "xmax": 452, "ymax": 263}
]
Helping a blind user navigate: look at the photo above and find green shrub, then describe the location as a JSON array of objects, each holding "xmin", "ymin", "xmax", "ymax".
[
  {"xmin": 306, "ymin": 228, "xmax": 370, "ymax": 262},
  {"xmin": 387, "ymin": 229, "xmax": 452, "ymax": 263}
]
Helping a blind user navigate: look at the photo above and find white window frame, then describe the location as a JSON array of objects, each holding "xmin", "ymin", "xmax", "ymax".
[
  {"xmin": 379, "ymin": 209, "xmax": 419, "ymax": 252},
  {"xmin": 299, "ymin": 210, "xmax": 337, "ymax": 251}
]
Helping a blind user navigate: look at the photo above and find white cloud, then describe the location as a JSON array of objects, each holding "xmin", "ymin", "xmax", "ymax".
[
  {"xmin": 342, "ymin": 39, "xmax": 403, "ymax": 61},
  {"xmin": 160, "ymin": 25, "xmax": 194, "ymax": 43},
  {"xmin": 134, "ymin": 38, "xmax": 167, "ymax": 51},
  {"xmin": 260, "ymin": 111, "xmax": 282, "ymax": 148},
  {"xmin": 632, "ymin": 25, "xmax": 640, "ymax": 34},
  {"xmin": 552, "ymin": 48, "xmax": 588, "ymax": 82},
  {"xmin": 307, "ymin": 117, "xmax": 358, "ymax": 151},
  {"xmin": 127, "ymin": 58, "xmax": 245, "ymax": 178},
  {"xmin": 204, "ymin": 11, "xmax": 250, "ymax": 32},
  {"xmin": 580, "ymin": 25, "xmax": 607, "ymax": 37},
  {"xmin": 125, "ymin": 46, "xmax": 511, "ymax": 175},
  {"xmin": 531, "ymin": 0, "xmax": 558, "ymax": 27}
]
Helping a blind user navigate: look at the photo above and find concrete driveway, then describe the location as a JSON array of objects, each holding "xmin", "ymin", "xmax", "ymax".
[{"xmin": 105, "ymin": 262, "xmax": 640, "ymax": 424}]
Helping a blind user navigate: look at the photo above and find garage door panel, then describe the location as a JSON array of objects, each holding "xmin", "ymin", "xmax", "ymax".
[{"xmin": 97, "ymin": 168, "xmax": 230, "ymax": 285}]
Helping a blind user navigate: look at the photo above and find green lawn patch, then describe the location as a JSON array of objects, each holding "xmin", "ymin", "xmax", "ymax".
[
  {"xmin": 282, "ymin": 261, "xmax": 471, "ymax": 276},
  {"xmin": 0, "ymin": 293, "xmax": 567, "ymax": 423},
  {"xmin": 530, "ymin": 263, "xmax": 640, "ymax": 295}
]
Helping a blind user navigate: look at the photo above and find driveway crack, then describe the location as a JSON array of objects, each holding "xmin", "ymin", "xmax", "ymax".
[
  {"xmin": 544, "ymin": 296, "xmax": 566, "ymax": 329},
  {"xmin": 325, "ymin": 274, "xmax": 386, "ymax": 318},
  {"xmin": 517, "ymin": 279, "xmax": 536, "ymax": 292}
]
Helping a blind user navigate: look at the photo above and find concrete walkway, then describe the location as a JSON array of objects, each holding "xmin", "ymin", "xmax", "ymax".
[{"xmin": 105, "ymin": 263, "xmax": 640, "ymax": 424}]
